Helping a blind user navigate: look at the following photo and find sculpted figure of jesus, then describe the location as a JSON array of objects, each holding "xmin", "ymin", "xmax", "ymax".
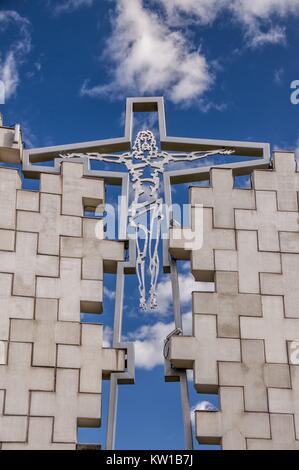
[{"xmin": 62, "ymin": 130, "xmax": 233, "ymax": 310}]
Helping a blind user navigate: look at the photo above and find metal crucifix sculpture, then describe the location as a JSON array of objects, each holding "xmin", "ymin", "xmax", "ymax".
[
  {"xmin": 60, "ymin": 130, "xmax": 234, "ymax": 310},
  {"xmin": 22, "ymin": 97, "xmax": 271, "ymax": 450}
]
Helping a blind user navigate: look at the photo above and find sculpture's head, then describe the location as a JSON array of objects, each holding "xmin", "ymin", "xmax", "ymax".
[{"xmin": 133, "ymin": 130, "xmax": 158, "ymax": 158}]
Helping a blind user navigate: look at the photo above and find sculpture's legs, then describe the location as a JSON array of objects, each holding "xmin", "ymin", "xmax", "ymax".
[
  {"xmin": 149, "ymin": 199, "xmax": 164, "ymax": 309},
  {"xmin": 130, "ymin": 212, "xmax": 149, "ymax": 310}
]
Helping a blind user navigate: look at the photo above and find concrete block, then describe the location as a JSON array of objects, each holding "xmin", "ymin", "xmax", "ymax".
[
  {"xmin": 10, "ymin": 298, "xmax": 80, "ymax": 367},
  {"xmin": 268, "ymin": 366, "xmax": 299, "ymax": 440},
  {"xmin": 193, "ymin": 272, "xmax": 262, "ymax": 338},
  {"xmin": 0, "ymin": 391, "xmax": 27, "ymax": 443},
  {"xmin": 0, "ymin": 273, "xmax": 34, "ymax": 341},
  {"xmin": 61, "ymin": 162, "xmax": 104, "ymax": 216},
  {"xmin": 16, "ymin": 190, "xmax": 39, "ymax": 212},
  {"xmin": 0, "ymin": 342, "xmax": 54, "ymax": 415},
  {"xmin": 196, "ymin": 387, "xmax": 270, "ymax": 449},
  {"xmin": 0, "ymin": 229, "xmax": 15, "ymax": 251},
  {"xmin": 235, "ymin": 191, "xmax": 299, "ymax": 251},
  {"xmin": 191, "ymin": 168, "xmax": 255, "ymax": 228},
  {"xmin": 280, "ymin": 232, "xmax": 299, "ymax": 253},
  {"xmin": 241, "ymin": 296, "xmax": 299, "ymax": 363},
  {"xmin": 0, "ymin": 231, "xmax": 59, "ymax": 297},
  {"xmin": 253, "ymin": 152, "xmax": 299, "ymax": 211},
  {"xmin": 57, "ymin": 323, "xmax": 125, "ymax": 393},
  {"xmin": 0, "ymin": 168, "xmax": 21, "ymax": 230},
  {"xmin": 2, "ymin": 417, "xmax": 76, "ymax": 450},
  {"xmin": 31, "ymin": 369, "xmax": 101, "ymax": 443},
  {"xmin": 40, "ymin": 173, "xmax": 62, "ymax": 195},
  {"xmin": 219, "ymin": 340, "xmax": 290, "ymax": 412},
  {"xmin": 61, "ymin": 218, "xmax": 124, "ymax": 279},
  {"xmin": 248, "ymin": 414, "xmax": 299, "ymax": 450},
  {"xmin": 169, "ymin": 315, "xmax": 240, "ymax": 393},
  {"xmin": 261, "ymin": 254, "xmax": 299, "ymax": 318},
  {"xmin": 36, "ymin": 257, "xmax": 102, "ymax": 322},
  {"xmin": 191, "ymin": 208, "xmax": 235, "ymax": 281},
  {"xmin": 17, "ymin": 193, "xmax": 82, "ymax": 255},
  {"xmin": 215, "ymin": 230, "xmax": 281, "ymax": 293}
]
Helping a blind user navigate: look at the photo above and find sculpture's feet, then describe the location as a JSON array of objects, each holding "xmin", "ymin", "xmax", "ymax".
[{"xmin": 149, "ymin": 292, "xmax": 158, "ymax": 310}]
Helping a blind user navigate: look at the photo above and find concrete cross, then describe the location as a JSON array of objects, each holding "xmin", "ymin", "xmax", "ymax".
[
  {"xmin": 0, "ymin": 168, "xmax": 20, "ymax": 230},
  {"xmin": 193, "ymin": 272, "xmax": 262, "ymax": 338},
  {"xmin": 219, "ymin": 340, "xmax": 290, "ymax": 412},
  {"xmin": 1, "ymin": 417, "xmax": 75, "ymax": 450},
  {"xmin": 268, "ymin": 366, "xmax": 299, "ymax": 440},
  {"xmin": 170, "ymin": 207, "xmax": 236, "ymax": 282},
  {"xmin": 241, "ymin": 296, "xmax": 299, "ymax": 363},
  {"xmin": 0, "ymin": 231, "xmax": 58, "ymax": 297},
  {"xmin": 0, "ymin": 273, "xmax": 33, "ymax": 342},
  {"xmin": 169, "ymin": 314, "xmax": 241, "ymax": 393},
  {"xmin": 17, "ymin": 192, "xmax": 82, "ymax": 256},
  {"xmin": 57, "ymin": 323, "xmax": 125, "ymax": 394},
  {"xmin": 248, "ymin": 414, "xmax": 299, "ymax": 450},
  {"xmin": 0, "ymin": 391, "xmax": 27, "ymax": 443},
  {"xmin": 0, "ymin": 342, "xmax": 54, "ymax": 415},
  {"xmin": 10, "ymin": 298, "xmax": 80, "ymax": 367},
  {"xmin": 190, "ymin": 168, "xmax": 255, "ymax": 229},
  {"xmin": 196, "ymin": 387, "xmax": 270, "ymax": 449},
  {"xmin": 261, "ymin": 253, "xmax": 299, "ymax": 318},
  {"xmin": 31, "ymin": 368, "xmax": 101, "ymax": 443},
  {"xmin": 215, "ymin": 230, "xmax": 281, "ymax": 293},
  {"xmin": 61, "ymin": 218, "xmax": 124, "ymax": 279},
  {"xmin": 253, "ymin": 151, "xmax": 299, "ymax": 212},
  {"xmin": 235, "ymin": 190, "xmax": 299, "ymax": 251},
  {"xmin": 36, "ymin": 257, "xmax": 102, "ymax": 322}
]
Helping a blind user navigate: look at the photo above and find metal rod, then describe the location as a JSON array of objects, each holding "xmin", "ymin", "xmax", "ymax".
[
  {"xmin": 106, "ymin": 263, "xmax": 125, "ymax": 450},
  {"xmin": 169, "ymin": 257, "xmax": 193, "ymax": 450}
]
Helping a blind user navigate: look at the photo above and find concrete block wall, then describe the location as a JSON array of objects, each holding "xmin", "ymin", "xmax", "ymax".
[
  {"xmin": 0, "ymin": 161, "xmax": 126, "ymax": 450},
  {"xmin": 169, "ymin": 151, "xmax": 299, "ymax": 450}
]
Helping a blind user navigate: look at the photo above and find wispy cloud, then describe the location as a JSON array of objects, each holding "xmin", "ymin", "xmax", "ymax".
[
  {"xmin": 150, "ymin": 272, "xmax": 214, "ymax": 317},
  {"xmin": 191, "ymin": 401, "xmax": 217, "ymax": 426},
  {"xmin": 51, "ymin": 0, "xmax": 94, "ymax": 14},
  {"xmin": 104, "ymin": 286, "xmax": 116, "ymax": 301},
  {"xmin": 0, "ymin": 10, "xmax": 32, "ymax": 100},
  {"xmin": 156, "ymin": 0, "xmax": 299, "ymax": 47},
  {"xmin": 126, "ymin": 311, "xmax": 192, "ymax": 370},
  {"xmin": 81, "ymin": 0, "xmax": 212, "ymax": 105},
  {"xmin": 80, "ymin": 0, "xmax": 299, "ymax": 107}
]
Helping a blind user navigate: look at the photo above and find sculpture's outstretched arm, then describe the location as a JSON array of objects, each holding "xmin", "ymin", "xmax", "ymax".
[
  {"xmin": 163, "ymin": 148, "xmax": 235, "ymax": 163},
  {"xmin": 59, "ymin": 152, "xmax": 131, "ymax": 165}
]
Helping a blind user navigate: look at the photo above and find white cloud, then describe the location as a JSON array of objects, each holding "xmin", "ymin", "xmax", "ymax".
[
  {"xmin": 103, "ymin": 326, "xmax": 113, "ymax": 347},
  {"xmin": 81, "ymin": 0, "xmax": 212, "ymax": 105},
  {"xmin": 156, "ymin": 0, "xmax": 299, "ymax": 47},
  {"xmin": 104, "ymin": 286, "xmax": 116, "ymax": 301},
  {"xmin": 80, "ymin": 0, "xmax": 299, "ymax": 106},
  {"xmin": 126, "ymin": 270, "xmax": 213, "ymax": 369},
  {"xmin": 191, "ymin": 401, "xmax": 217, "ymax": 425},
  {"xmin": 274, "ymin": 68, "xmax": 284, "ymax": 85},
  {"xmin": 53, "ymin": 0, "xmax": 94, "ymax": 14},
  {"xmin": 152, "ymin": 273, "xmax": 214, "ymax": 316},
  {"xmin": 0, "ymin": 11, "xmax": 31, "ymax": 100},
  {"xmin": 126, "ymin": 311, "xmax": 192, "ymax": 370}
]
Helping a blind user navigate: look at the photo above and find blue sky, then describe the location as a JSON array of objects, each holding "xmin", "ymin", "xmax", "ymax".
[{"xmin": 1, "ymin": 0, "xmax": 299, "ymax": 450}]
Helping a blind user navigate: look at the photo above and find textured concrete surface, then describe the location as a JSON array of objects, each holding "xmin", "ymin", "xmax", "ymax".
[
  {"xmin": 168, "ymin": 152, "xmax": 299, "ymax": 450},
  {"xmin": 0, "ymin": 162, "xmax": 126, "ymax": 449}
]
